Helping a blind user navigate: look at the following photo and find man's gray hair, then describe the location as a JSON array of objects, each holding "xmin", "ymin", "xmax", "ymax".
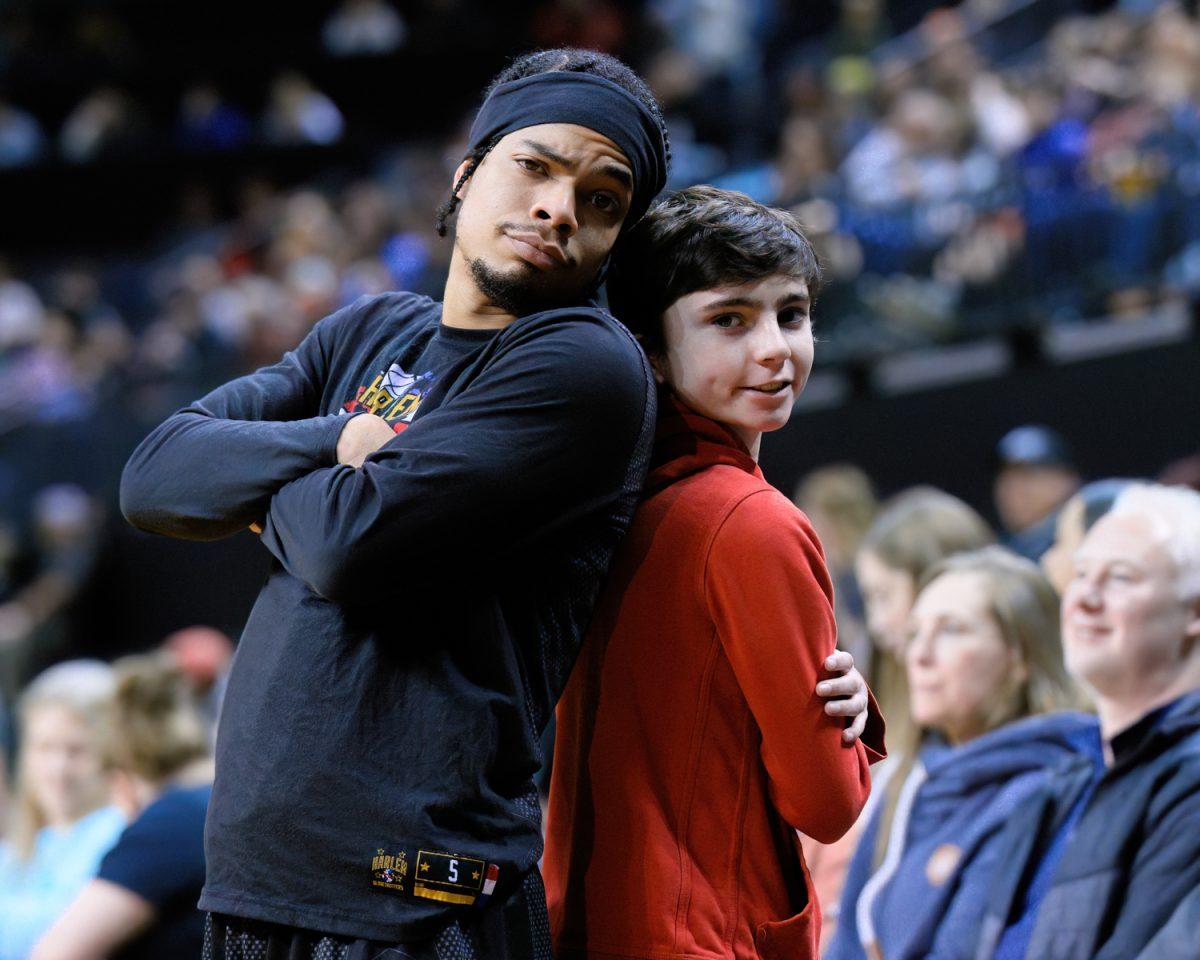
[{"xmin": 1108, "ymin": 483, "xmax": 1200, "ymax": 601}]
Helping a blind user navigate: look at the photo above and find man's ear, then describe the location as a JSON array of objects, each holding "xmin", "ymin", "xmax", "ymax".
[
  {"xmin": 1185, "ymin": 594, "xmax": 1200, "ymax": 643},
  {"xmin": 452, "ymin": 159, "xmax": 472, "ymax": 200}
]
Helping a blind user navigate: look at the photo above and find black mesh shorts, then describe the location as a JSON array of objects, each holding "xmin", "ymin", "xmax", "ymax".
[{"xmin": 202, "ymin": 868, "xmax": 552, "ymax": 960}]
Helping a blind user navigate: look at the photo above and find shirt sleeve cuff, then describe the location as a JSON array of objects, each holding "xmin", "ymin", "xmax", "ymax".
[
  {"xmin": 318, "ymin": 412, "xmax": 362, "ymax": 467},
  {"xmin": 862, "ymin": 688, "xmax": 888, "ymax": 765}
]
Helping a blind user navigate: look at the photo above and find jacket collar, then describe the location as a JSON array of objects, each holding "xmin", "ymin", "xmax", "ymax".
[
  {"xmin": 1109, "ymin": 687, "xmax": 1200, "ymax": 768},
  {"xmin": 643, "ymin": 391, "xmax": 761, "ymax": 497}
]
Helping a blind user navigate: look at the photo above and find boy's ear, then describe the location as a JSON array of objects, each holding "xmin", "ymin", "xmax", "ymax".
[
  {"xmin": 630, "ymin": 332, "xmax": 669, "ymax": 386},
  {"xmin": 648, "ymin": 352, "xmax": 668, "ymax": 386}
]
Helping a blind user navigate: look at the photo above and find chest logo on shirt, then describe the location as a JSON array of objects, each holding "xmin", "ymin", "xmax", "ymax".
[{"xmin": 343, "ymin": 362, "xmax": 436, "ymax": 433}]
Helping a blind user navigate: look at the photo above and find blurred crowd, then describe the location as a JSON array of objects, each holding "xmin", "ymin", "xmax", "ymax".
[
  {"xmin": 0, "ymin": 0, "xmax": 428, "ymax": 167},
  {"xmin": 3, "ymin": 0, "xmax": 1200, "ymax": 343},
  {"xmin": 0, "ymin": 69, "xmax": 347, "ymax": 166}
]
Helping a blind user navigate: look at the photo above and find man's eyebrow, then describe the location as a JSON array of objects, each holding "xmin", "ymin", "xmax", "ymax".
[
  {"xmin": 776, "ymin": 290, "xmax": 811, "ymax": 309},
  {"xmin": 519, "ymin": 140, "xmax": 633, "ymax": 191},
  {"xmin": 522, "ymin": 139, "xmax": 575, "ymax": 169},
  {"xmin": 599, "ymin": 163, "xmax": 633, "ymax": 191}
]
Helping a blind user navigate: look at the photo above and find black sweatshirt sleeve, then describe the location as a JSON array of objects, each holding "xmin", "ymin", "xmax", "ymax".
[
  {"xmin": 259, "ymin": 311, "xmax": 651, "ymax": 606},
  {"xmin": 119, "ymin": 300, "xmax": 361, "ymax": 542}
]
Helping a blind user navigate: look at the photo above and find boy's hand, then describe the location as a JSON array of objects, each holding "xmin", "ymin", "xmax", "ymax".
[
  {"xmin": 337, "ymin": 414, "xmax": 396, "ymax": 469},
  {"xmin": 817, "ymin": 651, "xmax": 869, "ymax": 744}
]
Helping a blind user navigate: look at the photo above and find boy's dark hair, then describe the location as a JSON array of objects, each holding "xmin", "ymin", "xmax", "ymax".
[
  {"xmin": 607, "ymin": 186, "xmax": 822, "ymax": 354},
  {"xmin": 435, "ymin": 48, "xmax": 672, "ymax": 236}
]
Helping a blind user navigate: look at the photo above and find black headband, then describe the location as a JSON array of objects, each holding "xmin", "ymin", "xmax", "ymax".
[{"xmin": 467, "ymin": 71, "xmax": 668, "ymax": 228}]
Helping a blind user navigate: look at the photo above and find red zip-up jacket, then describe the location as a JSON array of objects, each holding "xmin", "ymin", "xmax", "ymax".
[{"xmin": 544, "ymin": 397, "xmax": 886, "ymax": 960}]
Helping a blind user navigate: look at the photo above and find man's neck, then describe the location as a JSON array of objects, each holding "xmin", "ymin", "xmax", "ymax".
[
  {"xmin": 441, "ymin": 252, "xmax": 518, "ymax": 330},
  {"xmin": 1096, "ymin": 678, "xmax": 1196, "ymax": 756}
]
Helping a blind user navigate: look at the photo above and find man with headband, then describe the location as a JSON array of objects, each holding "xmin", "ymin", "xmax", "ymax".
[
  {"xmin": 121, "ymin": 49, "xmax": 667, "ymax": 960},
  {"xmin": 122, "ymin": 48, "xmax": 868, "ymax": 960}
]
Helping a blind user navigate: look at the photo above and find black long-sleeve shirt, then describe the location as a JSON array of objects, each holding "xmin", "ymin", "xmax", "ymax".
[{"xmin": 120, "ymin": 292, "xmax": 655, "ymax": 941}]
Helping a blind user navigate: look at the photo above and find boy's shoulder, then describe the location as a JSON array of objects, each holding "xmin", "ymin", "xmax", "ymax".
[
  {"xmin": 665, "ymin": 469, "xmax": 816, "ymax": 552},
  {"xmin": 695, "ymin": 482, "xmax": 831, "ymax": 596},
  {"xmin": 714, "ymin": 483, "xmax": 819, "ymax": 550}
]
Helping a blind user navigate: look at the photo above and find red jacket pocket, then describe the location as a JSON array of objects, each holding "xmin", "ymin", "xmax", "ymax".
[{"xmin": 754, "ymin": 900, "xmax": 819, "ymax": 960}]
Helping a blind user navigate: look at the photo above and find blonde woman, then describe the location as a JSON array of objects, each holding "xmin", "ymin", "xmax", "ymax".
[
  {"xmin": 33, "ymin": 654, "xmax": 212, "ymax": 960},
  {"xmin": 0, "ymin": 662, "xmax": 125, "ymax": 960},
  {"xmin": 808, "ymin": 488, "xmax": 995, "ymax": 949},
  {"xmin": 828, "ymin": 548, "xmax": 1089, "ymax": 960}
]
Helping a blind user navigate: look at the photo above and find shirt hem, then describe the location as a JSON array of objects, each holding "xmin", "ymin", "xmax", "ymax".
[{"xmin": 199, "ymin": 887, "xmax": 438, "ymax": 942}]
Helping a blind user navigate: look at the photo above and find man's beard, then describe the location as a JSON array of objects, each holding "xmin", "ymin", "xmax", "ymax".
[{"xmin": 467, "ymin": 256, "xmax": 592, "ymax": 316}]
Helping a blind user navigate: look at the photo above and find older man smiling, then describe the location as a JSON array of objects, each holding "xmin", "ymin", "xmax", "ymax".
[{"xmin": 976, "ymin": 483, "xmax": 1200, "ymax": 960}]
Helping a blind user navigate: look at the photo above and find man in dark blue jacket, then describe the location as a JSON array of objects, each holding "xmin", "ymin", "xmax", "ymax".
[
  {"xmin": 1136, "ymin": 881, "xmax": 1200, "ymax": 958},
  {"xmin": 976, "ymin": 482, "xmax": 1200, "ymax": 960}
]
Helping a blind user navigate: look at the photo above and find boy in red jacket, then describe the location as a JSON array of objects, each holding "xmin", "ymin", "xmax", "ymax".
[{"xmin": 544, "ymin": 186, "xmax": 887, "ymax": 960}]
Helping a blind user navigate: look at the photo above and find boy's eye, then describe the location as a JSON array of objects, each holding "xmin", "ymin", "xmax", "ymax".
[
  {"xmin": 711, "ymin": 314, "xmax": 741, "ymax": 328},
  {"xmin": 779, "ymin": 307, "xmax": 810, "ymax": 325},
  {"xmin": 515, "ymin": 158, "xmax": 544, "ymax": 173}
]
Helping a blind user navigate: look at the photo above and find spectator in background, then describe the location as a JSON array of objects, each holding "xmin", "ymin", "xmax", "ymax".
[
  {"xmin": 993, "ymin": 425, "xmax": 1082, "ymax": 561},
  {"xmin": 977, "ymin": 483, "xmax": 1200, "ymax": 960},
  {"xmin": 0, "ymin": 520, "xmax": 16, "ymax": 818},
  {"xmin": 263, "ymin": 73, "xmax": 345, "ymax": 147},
  {"xmin": 0, "ymin": 486, "xmax": 102, "ymax": 705},
  {"xmin": 531, "ymin": 0, "xmax": 627, "ymax": 56},
  {"xmin": 1136, "ymin": 879, "xmax": 1200, "ymax": 959},
  {"xmin": 58, "ymin": 88, "xmax": 148, "ymax": 163},
  {"xmin": 160, "ymin": 626, "xmax": 233, "ymax": 735},
  {"xmin": 792, "ymin": 463, "xmax": 878, "ymax": 952},
  {"xmin": 829, "ymin": 548, "xmax": 1086, "ymax": 960},
  {"xmin": 0, "ymin": 96, "xmax": 45, "ymax": 167},
  {"xmin": 0, "ymin": 661, "xmax": 124, "ymax": 960},
  {"xmin": 0, "ymin": 258, "xmax": 44, "ymax": 356},
  {"xmin": 176, "ymin": 84, "xmax": 252, "ymax": 153},
  {"xmin": 1040, "ymin": 477, "xmax": 1135, "ymax": 594},
  {"xmin": 793, "ymin": 463, "xmax": 877, "ymax": 678},
  {"xmin": 321, "ymin": 0, "xmax": 407, "ymax": 57},
  {"xmin": 855, "ymin": 486, "xmax": 995, "ymax": 726},
  {"xmin": 841, "ymin": 87, "xmax": 981, "ymax": 212},
  {"xmin": 33, "ymin": 655, "xmax": 213, "ymax": 960}
]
